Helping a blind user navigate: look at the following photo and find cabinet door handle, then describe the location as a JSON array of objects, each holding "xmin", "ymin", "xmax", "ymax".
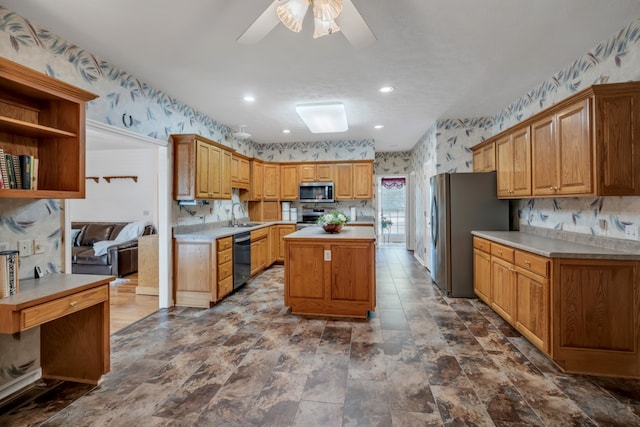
[
  {"xmin": 69, "ymin": 301, "xmax": 78, "ymax": 307},
  {"xmin": 508, "ymin": 268, "xmax": 516, "ymax": 273}
]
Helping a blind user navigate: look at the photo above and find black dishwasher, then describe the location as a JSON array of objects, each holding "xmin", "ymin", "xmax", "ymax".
[{"xmin": 233, "ymin": 232, "xmax": 251, "ymax": 289}]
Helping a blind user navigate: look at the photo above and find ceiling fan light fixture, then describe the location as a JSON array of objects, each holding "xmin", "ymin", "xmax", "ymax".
[
  {"xmin": 312, "ymin": 0, "xmax": 343, "ymax": 22},
  {"xmin": 313, "ymin": 18, "xmax": 340, "ymax": 38},
  {"xmin": 296, "ymin": 102, "xmax": 348, "ymax": 133},
  {"xmin": 276, "ymin": 0, "xmax": 310, "ymax": 33}
]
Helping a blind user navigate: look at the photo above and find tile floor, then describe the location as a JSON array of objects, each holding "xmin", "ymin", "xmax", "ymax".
[{"xmin": 2, "ymin": 246, "xmax": 640, "ymax": 426}]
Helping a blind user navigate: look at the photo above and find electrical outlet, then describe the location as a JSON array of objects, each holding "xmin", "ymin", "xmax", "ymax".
[
  {"xmin": 33, "ymin": 239, "xmax": 46, "ymax": 254},
  {"xmin": 18, "ymin": 239, "xmax": 33, "ymax": 257},
  {"xmin": 595, "ymin": 219, "xmax": 608, "ymax": 236},
  {"xmin": 624, "ymin": 224, "xmax": 639, "ymax": 241},
  {"xmin": 324, "ymin": 250, "xmax": 332, "ymax": 261},
  {"xmin": 0, "ymin": 242, "xmax": 8, "ymax": 251}
]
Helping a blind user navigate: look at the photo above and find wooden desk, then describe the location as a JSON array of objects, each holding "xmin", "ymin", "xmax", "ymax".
[{"xmin": 0, "ymin": 274, "xmax": 112, "ymax": 385}]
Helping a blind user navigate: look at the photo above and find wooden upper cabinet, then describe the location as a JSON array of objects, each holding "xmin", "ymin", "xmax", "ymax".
[
  {"xmin": 263, "ymin": 162, "xmax": 280, "ymax": 200},
  {"xmin": 594, "ymin": 88, "xmax": 640, "ymax": 195},
  {"xmin": 0, "ymin": 57, "xmax": 98, "ymax": 199},
  {"xmin": 172, "ymin": 134, "xmax": 232, "ymax": 200},
  {"xmin": 353, "ymin": 162, "xmax": 373, "ymax": 199},
  {"xmin": 482, "ymin": 82, "xmax": 640, "ymax": 199},
  {"xmin": 532, "ymin": 99, "xmax": 592, "ymax": 196},
  {"xmin": 335, "ymin": 163, "xmax": 353, "ymax": 199},
  {"xmin": 299, "ymin": 163, "xmax": 334, "ymax": 182},
  {"xmin": 496, "ymin": 127, "xmax": 531, "ymax": 198},
  {"xmin": 299, "ymin": 164, "xmax": 317, "ymax": 182},
  {"xmin": 472, "ymin": 141, "xmax": 496, "ymax": 172},
  {"xmin": 221, "ymin": 149, "xmax": 232, "ymax": 198},
  {"xmin": 280, "ymin": 164, "xmax": 298, "ymax": 200},
  {"xmin": 231, "ymin": 153, "xmax": 250, "ymax": 190},
  {"xmin": 250, "ymin": 160, "xmax": 263, "ymax": 200}
]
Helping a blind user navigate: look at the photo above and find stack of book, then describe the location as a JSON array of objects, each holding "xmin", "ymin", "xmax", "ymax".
[
  {"xmin": 0, "ymin": 250, "xmax": 19, "ymax": 298},
  {"xmin": 0, "ymin": 148, "xmax": 38, "ymax": 190}
]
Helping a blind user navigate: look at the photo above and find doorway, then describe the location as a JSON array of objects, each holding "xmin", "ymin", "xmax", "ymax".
[
  {"xmin": 64, "ymin": 120, "xmax": 171, "ymax": 333},
  {"xmin": 376, "ymin": 175, "xmax": 407, "ymax": 246}
]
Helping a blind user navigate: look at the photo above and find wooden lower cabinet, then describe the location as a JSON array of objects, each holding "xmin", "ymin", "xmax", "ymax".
[
  {"xmin": 472, "ymin": 248, "xmax": 492, "ymax": 304},
  {"xmin": 217, "ymin": 237, "xmax": 234, "ymax": 299},
  {"xmin": 491, "ymin": 257, "xmax": 517, "ymax": 324},
  {"xmin": 173, "ymin": 237, "xmax": 218, "ymax": 308},
  {"xmin": 473, "ymin": 235, "xmax": 639, "ymax": 377},
  {"xmin": 553, "ymin": 259, "xmax": 639, "ymax": 377},
  {"xmin": 250, "ymin": 227, "xmax": 269, "ymax": 276},
  {"xmin": 515, "ymin": 267, "xmax": 549, "ymax": 352},
  {"xmin": 277, "ymin": 224, "xmax": 296, "ymax": 262}
]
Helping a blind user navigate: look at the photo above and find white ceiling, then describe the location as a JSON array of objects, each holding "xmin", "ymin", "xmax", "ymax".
[{"xmin": 4, "ymin": 1, "xmax": 640, "ymax": 152}]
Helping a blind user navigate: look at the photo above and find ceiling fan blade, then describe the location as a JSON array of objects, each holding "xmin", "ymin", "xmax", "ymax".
[
  {"xmin": 237, "ymin": 0, "xmax": 282, "ymax": 44},
  {"xmin": 336, "ymin": 0, "xmax": 376, "ymax": 48}
]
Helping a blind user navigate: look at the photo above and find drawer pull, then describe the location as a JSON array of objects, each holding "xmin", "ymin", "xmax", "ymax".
[
  {"xmin": 497, "ymin": 250, "xmax": 503, "ymax": 255},
  {"xmin": 508, "ymin": 268, "xmax": 516, "ymax": 273},
  {"xmin": 69, "ymin": 301, "xmax": 78, "ymax": 307}
]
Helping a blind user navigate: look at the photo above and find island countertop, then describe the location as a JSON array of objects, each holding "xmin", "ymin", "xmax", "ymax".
[{"xmin": 284, "ymin": 225, "xmax": 376, "ymax": 241}]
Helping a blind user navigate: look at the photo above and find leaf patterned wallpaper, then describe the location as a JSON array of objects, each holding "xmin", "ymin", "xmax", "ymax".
[{"xmin": 407, "ymin": 18, "xmax": 640, "ymax": 266}]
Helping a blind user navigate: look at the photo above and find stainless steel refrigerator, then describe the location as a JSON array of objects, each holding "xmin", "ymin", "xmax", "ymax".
[{"xmin": 430, "ymin": 172, "xmax": 509, "ymax": 297}]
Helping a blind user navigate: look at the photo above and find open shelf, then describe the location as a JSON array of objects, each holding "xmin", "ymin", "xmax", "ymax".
[{"xmin": 0, "ymin": 116, "xmax": 77, "ymax": 139}]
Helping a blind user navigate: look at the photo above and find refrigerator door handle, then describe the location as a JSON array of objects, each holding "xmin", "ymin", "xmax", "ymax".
[{"xmin": 431, "ymin": 196, "xmax": 438, "ymax": 246}]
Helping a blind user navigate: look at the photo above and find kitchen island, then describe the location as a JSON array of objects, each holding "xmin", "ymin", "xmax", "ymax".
[{"xmin": 283, "ymin": 225, "xmax": 376, "ymax": 319}]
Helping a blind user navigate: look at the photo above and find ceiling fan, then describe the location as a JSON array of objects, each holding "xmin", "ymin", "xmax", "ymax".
[{"xmin": 237, "ymin": 0, "xmax": 376, "ymax": 48}]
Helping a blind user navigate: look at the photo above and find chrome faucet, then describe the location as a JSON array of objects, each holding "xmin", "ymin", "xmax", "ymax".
[{"xmin": 231, "ymin": 202, "xmax": 244, "ymax": 225}]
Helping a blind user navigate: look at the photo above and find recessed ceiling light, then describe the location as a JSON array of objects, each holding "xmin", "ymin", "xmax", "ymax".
[
  {"xmin": 374, "ymin": 124, "xmax": 384, "ymax": 129},
  {"xmin": 296, "ymin": 103, "xmax": 348, "ymax": 133},
  {"xmin": 243, "ymin": 95, "xmax": 255, "ymax": 102},
  {"xmin": 379, "ymin": 86, "xmax": 394, "ymax": 93},
  {"xmin": 282, "ymin": 129, "xmax": 291, "ymax": 134}
]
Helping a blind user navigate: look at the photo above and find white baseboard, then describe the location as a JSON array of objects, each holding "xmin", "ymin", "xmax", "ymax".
[{"xmin": 0, "ymin": 368, "xmax": 42, "ymax": 401}]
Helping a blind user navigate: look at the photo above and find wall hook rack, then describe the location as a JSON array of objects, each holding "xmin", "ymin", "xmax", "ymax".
[
  {"xmin": 102, "ymin": 175, "xmax": 138, "ymax": 183},
  {"xmin": 85, "ymin": 176, "xmax": 99, "ymax": 183}
]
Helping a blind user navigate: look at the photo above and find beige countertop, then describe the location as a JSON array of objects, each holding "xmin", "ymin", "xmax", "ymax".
[
  {"xmin": 173, "ymin": 221, "xmax": 297, "ymax": 240},
  {"xmin": 472, "ymin": 231, "xmax": 640, "ymax": 260},
  {"xmin": 284, "ymin": 225, "xmax": 376, "ymax": 241}
]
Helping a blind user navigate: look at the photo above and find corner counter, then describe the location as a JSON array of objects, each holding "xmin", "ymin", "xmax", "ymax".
[
  {"xmin": 472, "ymin": 231, "xmax": 640, "ymax": 378},
  {"xmin": 283, "ymin": 226, "xmax": 376, "ymax": 318}
]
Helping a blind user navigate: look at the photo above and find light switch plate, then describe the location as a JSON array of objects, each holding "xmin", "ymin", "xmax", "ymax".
[
  {"xmin": 324, "ymin": 250, "xmax": 331, "ymax": 261},
  {"xmin": 624, "ymin": 224, "xmax": 639, "ymax": 241}
]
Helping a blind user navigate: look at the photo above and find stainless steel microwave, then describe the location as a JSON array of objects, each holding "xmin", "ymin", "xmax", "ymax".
[{"xmin": 298, "ymin": 182, "xmax": 334, "ymax": 203}]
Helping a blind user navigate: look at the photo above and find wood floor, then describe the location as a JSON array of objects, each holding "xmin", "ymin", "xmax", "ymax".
[{"xmin": 109, "ymin": 273, "xmax": 159, "ymax": 334}]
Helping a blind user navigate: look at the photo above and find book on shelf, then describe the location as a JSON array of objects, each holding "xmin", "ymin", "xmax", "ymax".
[
  {"xmin": 32, "ymin": 157, "xmax": 38, "ymax": 190},
  {"xmin": 0, "ymin": 250, "xmax": 19, "ymax": 298},
  {"xmin": 0, "ymin": 152, "xmax": 38, "ymax": 190},
  {"xmin": 19, "ymin": 155, "xmax": 32, "ymax": 190},
  {"xmin": 5, "ymin": 154, "xmax": 16, "ymax": 189},
  {"xmin": 0, "ymin": 148, "xmax": 6, "ymax": 189},
  {"xmin": 12, "ymin": 154, "xmax": 22, "ymax": 189}
]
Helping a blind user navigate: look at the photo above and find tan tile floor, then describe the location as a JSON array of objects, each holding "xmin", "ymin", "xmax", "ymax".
[{"xmin": 1, "ymin": 246, "xmax": 640, "ymax": 426}]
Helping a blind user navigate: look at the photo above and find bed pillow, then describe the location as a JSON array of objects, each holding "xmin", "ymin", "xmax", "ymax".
[{"xmin": 113, "ymin": 220, "xmax": 149, "ymax": 243}]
